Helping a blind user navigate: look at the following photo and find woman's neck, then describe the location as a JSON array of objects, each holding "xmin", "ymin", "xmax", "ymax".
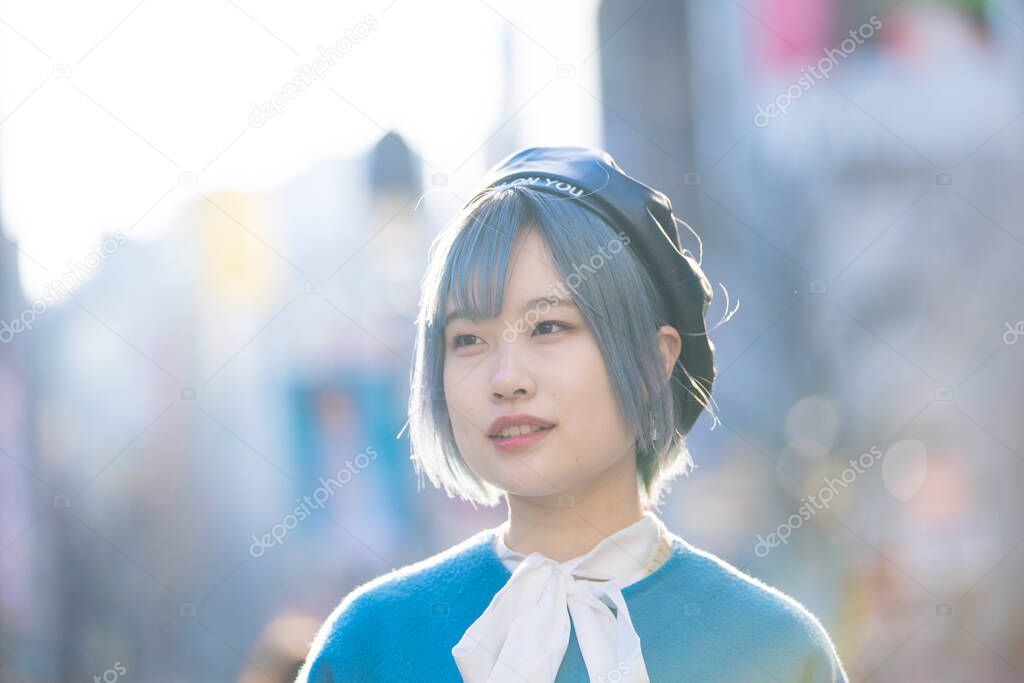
[{"xmin": 501, "ymin": 458, "xmax": 647, "ymax": 563}]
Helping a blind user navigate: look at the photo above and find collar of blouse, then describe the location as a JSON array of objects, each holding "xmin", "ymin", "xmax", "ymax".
[{"xmin": 452, "ymin": 511, "xmax": 673, "ymax": 683}]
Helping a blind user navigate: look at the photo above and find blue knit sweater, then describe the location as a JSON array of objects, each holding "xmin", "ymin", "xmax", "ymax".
[{"xmin": 296, "ymin": 527, "xmax": 849, "ymax": 682}]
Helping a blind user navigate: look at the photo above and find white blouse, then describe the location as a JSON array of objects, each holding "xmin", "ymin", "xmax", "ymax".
[{"xmin": 452, "ymin": 511, "xmax": 674, "ymax": 683}]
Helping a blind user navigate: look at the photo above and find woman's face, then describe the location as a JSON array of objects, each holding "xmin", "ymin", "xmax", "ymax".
[{"xmin": 442, "ymin": 227, "xmax": 637, "ymax": 500}]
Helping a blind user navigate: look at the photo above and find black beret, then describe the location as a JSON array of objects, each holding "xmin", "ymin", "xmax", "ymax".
[{"xmin": 467, "ymin": 146, "xmax": 716, "ymax": 436}]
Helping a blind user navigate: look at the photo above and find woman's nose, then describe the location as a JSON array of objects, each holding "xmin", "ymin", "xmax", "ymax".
[{"xmin": 489, "ymin": 344, "xmax": 535, "ymax": 401}]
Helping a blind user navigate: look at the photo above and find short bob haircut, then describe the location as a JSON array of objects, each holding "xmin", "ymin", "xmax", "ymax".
[{"xmin": 407, "ymin": 184, "xmax": 717, "ymax": 509}]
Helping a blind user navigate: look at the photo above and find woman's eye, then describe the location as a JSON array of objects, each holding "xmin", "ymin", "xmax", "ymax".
[
  {"xmin": 452, "ymin": 334, "xmax": 481, "ymax": 349},
  {"xmin": 533, "ymin": 321, "xmax": 571, "ymax": 336}
]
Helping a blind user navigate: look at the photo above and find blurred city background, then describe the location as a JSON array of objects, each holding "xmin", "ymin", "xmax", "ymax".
[{"xmin": 1, "ymin": 0, "xmax": 1023, "ymax": 680}]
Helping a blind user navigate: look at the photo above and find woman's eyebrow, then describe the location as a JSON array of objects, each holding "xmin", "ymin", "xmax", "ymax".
[
  {"xmin": 522, "ymin": 294, "xmax": 576, "ymax": 312},
  {"xmin": 445, "ymin": 295, "xmax": 576, "ymax": 326},
  {"xmin": 444, "ymin": 307, "xmax": 482, "ymax": 327}
]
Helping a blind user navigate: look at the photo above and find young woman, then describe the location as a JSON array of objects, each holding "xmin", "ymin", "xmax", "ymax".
[{"xmin": 296, "ymin": 147, "xmax": 848, "ymax": 682}]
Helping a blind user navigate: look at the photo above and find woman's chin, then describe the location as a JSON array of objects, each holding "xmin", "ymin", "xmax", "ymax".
[{"xmin": 484, "ymin": 466, "xmax": 577, "ymax": 501}]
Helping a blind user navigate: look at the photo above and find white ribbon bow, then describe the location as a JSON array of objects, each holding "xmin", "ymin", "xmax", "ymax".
[{"xmin": 452, "ymin": 525, "xmax": 655, "ymax": 683}]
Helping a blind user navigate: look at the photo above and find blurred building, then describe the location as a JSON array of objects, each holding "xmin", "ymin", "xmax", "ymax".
[{"xmin": 0, "ymin": 223, "xmax": 53, "ymax": 678}]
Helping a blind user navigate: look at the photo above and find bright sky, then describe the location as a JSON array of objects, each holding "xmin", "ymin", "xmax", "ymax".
[{"xmin": 0, "ymin": 0, "xmax": 602, "ymax": 300}]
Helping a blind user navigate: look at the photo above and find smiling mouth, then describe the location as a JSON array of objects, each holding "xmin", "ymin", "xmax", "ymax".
[
  {"xmin": 489, "ymin": 424, "xmax": 555, "ymax": 439},
  {"xmin": 489, "ymin": 425, "xmax": 556, "ymax": 453}
]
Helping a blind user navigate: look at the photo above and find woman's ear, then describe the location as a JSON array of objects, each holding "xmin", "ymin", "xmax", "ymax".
[{"xmin": 656, "ymin": 325, "xmax": 682, "ymax": 385}]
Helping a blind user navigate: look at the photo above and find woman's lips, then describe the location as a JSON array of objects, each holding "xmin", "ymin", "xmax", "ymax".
[{"xmin": 490, "ymin": 425, "xmax": 555, "ymax": 453}]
